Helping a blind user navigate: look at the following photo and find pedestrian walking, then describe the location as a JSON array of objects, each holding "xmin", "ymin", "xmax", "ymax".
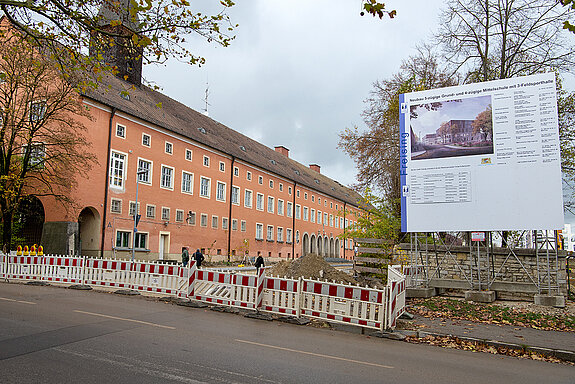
[
  {"xmin": 193, "ymin": 249, "xmax": 204, "ymax": 268},
  {"xmin": 181, "ymin": 247, "xmax": 189, "ymax": 266},
  {"xmin": 255, "ymin": 254, "xmax": 264, "ymax": 273}
]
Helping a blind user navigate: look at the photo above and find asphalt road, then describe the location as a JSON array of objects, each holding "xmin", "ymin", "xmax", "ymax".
[{"xmin": 0, "ymin": 282, "xmax": 573, "ymax": 384}]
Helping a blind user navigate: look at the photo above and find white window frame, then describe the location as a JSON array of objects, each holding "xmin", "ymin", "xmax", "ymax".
[
  {"xmin": 266, "ymin": 225, "xmax": 274, "ymax": 241},
  {"xmin": 244, "ymin": 189, "xmax": 253, "ymax": 208},
  {"xmin": 212, "ymin": 215, "xmax": 218, "ymax": 229},
  {"xmin": 200, "ymin": 176, "xmax": 211, "ymax": 198},
  {"xmin": 216, "ymin": 181, "xmax": 226, "ymax": 202},
  {"xmin": 219, "ymin": 161, "xmax": 225, "ymax": 172},
  {"xmin": 134, "ymin": 232, "xmax": 148, "ymax": 250},
  {"xmin": 256, "ymin": 223, "xmax": 264, "ymax": 240},
  {"xmin": 160, "ymin": 165, "xmax": 174, "ymax": 190},
  {"xmin": 115, "ymin": 230, "xmax": 131, "ymax": 248},
  {"xmin": 286, "ymin": 202, "xmax": 293, "ymax": 218},
  {"xmin": 222, "ymin": 217, "xmax": 228, "ymax": 230},
  {"xmin": 247, "ymin": 171, "xmax": 252, "ymax": 181},
  {"xmin": 258, "ymin": 176, "xmax": 263, "ymax": 185},
  {"xmin": 277, "ymin": 227, "xmax": 283, "ymax": 243},
  {"xmin": 256, "ymin": 193, "xmax": 264, "ymax": 211},
  {"xmin": 146, "ymin": 204, "xmax": 155, "ymax": 219},
  {"xmin": 267, "ymin": 196, "xmax": 274, "ymax": 213},
  {"xmin": 137, "ymin": 158, "xmax": 152, "ymax": 184},
  {"xmin": 109, "ymin": 150, "xmax": 127, "ymax": 189},
  {"xmin": 30, "ymin": 100, "xmax": 46, "ymax": 122},
  {"xmin": 200, "ymin": 214, "xmax": 208, "ymax": 227},
  {"xmin": 161, "ymin": 207, "xmax": 170, "ymax": 221},
  {"xmin": 165, "ymin": 141, "xmax": 173, "ymax": 155},
  {"xmin": 203, "ymin": 155, "xmax": 210, "ymax": 167},
  {"xmin": 232, "ymin": 218, "xmax": 238, "ymax": 231},
  {"xmin": 277, "ymin": 199, "xmax": 284, "ymax": 216},
  {"xmin": 181, "ymin": 171, "xmax": 193, "ymax": 194},
  {"xmin": 231, "ymin": 186, "xmax": 240, "ymax": 205},
  {"xmin": 234, "ymin": 167, "xmax": 239, "ymax": 177},
  {"xmin": 311, "ymin": 208, "xmax": 316, "ymax": 223},
  {"xmin": 176, "ymin": 209, "xmax": 184, "ymax": 223},
  {"xmin": 286, "ymin": 228, "xmax": 292, "ymax": 244},
  {"xmin": 115, "ymin": 123, "xmax": 126, "ymax": 139},
  {"xmin": 142, "ymin": 133, "xmax": 151, "ymax": 147},
  {"xmin": 303, "ymin": 207, "xmax": 308, "ymax": 221},
  {"xmin": 295, "ymin": 204, "xmax": 301, "ymax": 220},
  {"xmin": 110, "ymin": 198, "xmax": 122, "ymax": 214},
  {"xmin": 269, "ymin": 180, "xmax": 274, "ymax": 189},
  {"xmin": 241, "ymin": 220, "xmax": 246, "ymax": 232},
  {"xmin": 185, "ymin": 149, "xmax": 193, "ymax": 161}
]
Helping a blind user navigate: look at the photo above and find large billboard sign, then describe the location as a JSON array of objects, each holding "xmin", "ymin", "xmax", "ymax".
[{"xmin": 399, "ymin": 73, "xmax": 564, "ymax": 232}]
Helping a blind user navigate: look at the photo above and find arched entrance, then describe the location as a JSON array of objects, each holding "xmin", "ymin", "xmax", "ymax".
[
  {"xmin": 335, "ymin": 239, "xmax": 340, "ymax": 258},
  {"xmin": 323, "ymin": 237, "xmax": 328, "ymax": 257},
  {"xmin": 317, "ymin": 236, "xmax": 323, "ymax": 255},
  {"xmin": 330, "ymin": 238, "xmax": 335, "ymax": 257},
  {"xmin": 12, "ymin": 196, "xmax": 45, "ymax": 248},
  {"xmin": 78, "ymin": 207, "xmax": 101, "ymax": 257},
  {"xmin": 302, "ymin": 233, "xmax": 309, "ymax": 256},
  {"xmin": 310, "ymin": 234, "xmax": 317, "ymax": 253}
]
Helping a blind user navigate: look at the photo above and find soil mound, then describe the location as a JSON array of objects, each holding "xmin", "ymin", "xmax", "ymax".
[{"xmin": 269, "ymin": 253, "xmax": 358, "ymax": 285}]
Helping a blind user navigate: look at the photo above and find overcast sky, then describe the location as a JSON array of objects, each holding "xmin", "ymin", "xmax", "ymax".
[{"xmin": 144, "ymin": 0, "xmax": 447, "ymax": 188}]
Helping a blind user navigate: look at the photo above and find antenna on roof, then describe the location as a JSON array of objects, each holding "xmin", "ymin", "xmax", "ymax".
[{"xmin": 202, "ymin": 75, "xmax": 210, "ymax": 117}]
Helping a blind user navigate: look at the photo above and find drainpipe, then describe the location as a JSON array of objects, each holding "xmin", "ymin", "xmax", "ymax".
[
  {"xmin": 227, "ymin": 156, "xmax": 235, "ymax": 263},
  {"xmin": 292, "ymin": 181, "xmax": 296, "ymax": 259},
  {"xmin": 100, "ymin": 107, "xmax": 117, "ymax": 258}
]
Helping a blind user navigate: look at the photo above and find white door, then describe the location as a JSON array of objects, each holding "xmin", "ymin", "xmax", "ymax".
[{"xmin": 159, "ymin": 234, "xmax": 169, "ymax": 260}]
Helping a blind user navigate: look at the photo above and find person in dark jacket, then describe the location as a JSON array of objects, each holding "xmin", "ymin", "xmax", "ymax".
[
  {"xmin": 193, "ymin": 249, "xmax": 204, "ymax": 268},
  {"xmin": 181, "ymin": 247, "xmax": 189, "ymax": 266},
  {"xmin": 255, "ymin": 254, "xmax": 264, "ymax": 272}
]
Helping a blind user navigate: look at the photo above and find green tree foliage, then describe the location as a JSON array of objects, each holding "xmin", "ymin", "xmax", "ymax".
[
  {"xmin": 0, "ymin": 28, "xmax": 95, "ymax": 250},
  {"xmin": 0, "ymin": 0, "xmax": 236, "ymax": 86},
  {"xmin": 562, "ymin": 0, "xmax": 575, "ymax": 32},
  {"xmin": 471, "ymin": 104, "xmax": 492, "ymax": 139}
]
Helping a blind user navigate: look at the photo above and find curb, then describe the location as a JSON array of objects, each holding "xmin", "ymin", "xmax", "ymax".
[{"xmin": 397, "ymin": 330, "xmax": 575, "ymax": 363}]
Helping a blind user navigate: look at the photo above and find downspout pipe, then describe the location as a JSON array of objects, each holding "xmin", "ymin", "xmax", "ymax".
[
  {"xmin": 343, "ymin": 202, "xmax": 347, "ymax": 259},
  {"xmin": 100, "ymin": 106, "xmax": 117, "ymax": 257},
  {"xmin": 292, "ymin": 181, "xmax": 296, "ymax": 259},
  {"xmin": 227, "ymin": 156, "xmax": 235, "ymax": 263}
]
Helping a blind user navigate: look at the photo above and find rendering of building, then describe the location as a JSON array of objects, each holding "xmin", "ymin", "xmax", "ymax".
[{"xmin": 1, "ymin": 9, "xmax": 363, "ymax": 262}]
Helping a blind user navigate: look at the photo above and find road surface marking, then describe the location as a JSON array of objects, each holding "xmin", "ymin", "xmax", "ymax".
[
  {"xmin": 74, "ymin": 310, "xmax": 176, "ymax": 330},
  {"xmin": 235, "ymin": 339, "xmax": 394, "ymax": 369},
  {"xmin": 0, "ymin": 297, "xmax": 37, "ymax": 305}
]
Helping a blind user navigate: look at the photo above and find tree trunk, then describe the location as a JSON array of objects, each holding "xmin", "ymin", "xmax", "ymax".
[{"xmin": 2, "ymin": 210, "xmax": 13, "ymax": 252}]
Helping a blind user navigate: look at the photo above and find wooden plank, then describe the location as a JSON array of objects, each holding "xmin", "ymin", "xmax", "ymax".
[
  {"xmin": 354, "ymin": 238, "xmax": 393, "ymax": 245},
  {"xmin": 357, "ymin": 247, "xmax": 391, "ymax": 255},
  {"xmin": 354, "ymin": 266, "xmax": 384, "ymax": 274},
  {"xmin": 354, "ymin": 256, "xmax": 387, "ymax": 264}
]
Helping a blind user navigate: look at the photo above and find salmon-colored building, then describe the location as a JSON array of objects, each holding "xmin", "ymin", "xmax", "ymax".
[{"xmin": 12, "ymin": 8, "xmax": 364, "ymax": 262}]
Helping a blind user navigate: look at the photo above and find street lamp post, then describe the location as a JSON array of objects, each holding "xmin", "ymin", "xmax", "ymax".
[{"xmin": 132, "ymin": 168, "xmax": 148, "ymax": 262}]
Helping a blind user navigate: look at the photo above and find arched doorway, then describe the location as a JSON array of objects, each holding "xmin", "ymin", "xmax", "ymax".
[
  {"xmin": 335, "ymin": 239, "xmax": 340, "ymax": 258},
  {"xmin": 317, "ymin": 236, "xmax": 323, "ymax": 255},
  {"xmin": 310, "ymin": 234, "xmax": 317, "ymax": 253},
  {"xmin": 330, "ymin": 238, "xmax": 335, "ymax": 257},
  {"xmin": 323, "ymin": 237, "xmax": 328, "ymax": 257},
  {"xmin": 12, "ymin": 196, "xmax": 45, "ymax": 248},
  {"xmin": 78, "ymin": 207, "xmax": 101, "ymax": 257},
  {"xmin": 302, "ymin": 233, "xmax": 309, "ymax": 256}
]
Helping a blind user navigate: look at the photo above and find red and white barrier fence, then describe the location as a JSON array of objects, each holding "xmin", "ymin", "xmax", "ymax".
[{"xmin": 1, "ymin": 254, "xmax": 406, "ymax": 331}]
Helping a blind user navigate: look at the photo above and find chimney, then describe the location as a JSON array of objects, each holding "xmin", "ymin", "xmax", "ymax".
[
  {"xmin": 309, "ymin": 164, "xmax": 321, "ymax": 173},
  {"xmin": 274, "ymin": 146, "xmax": 290, "ymax": 158}
]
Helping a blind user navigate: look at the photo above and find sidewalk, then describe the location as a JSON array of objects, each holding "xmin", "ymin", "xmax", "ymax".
[{"xmin": 396, "ymin": 312, "xmax": 575, "ymax": 362}]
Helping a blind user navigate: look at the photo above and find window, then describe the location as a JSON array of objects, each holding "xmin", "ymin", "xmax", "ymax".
[
  {"xmin": 212, "ymin": 216, "xmax": 218, "ymax": 228},
  {"xmin": 115, "ymin": 124, "xmax": 126, "ymax": 138},
  {"xmin": 110, "ymin": 199, "xmax": 122, "ymax": 213},
  {"xmin": 203, "ymin": 156, "xmax": 210, "ymax": 167},
  {"xmin": 146, "ymin": 204, "xmax": 155, "ymax": 219},
  {"xmin": 317, "ymin": 210, "xmax": 322, "ymax": 224},
  {"xmin": 312, "ymin": 195, "xmax": 315, "ymax": 202},
  {"xmin": 335, "ymin": 216, "xmax": 339, "ymax": 228},
  {"xmin": 244, "ymin": 189, "xmax": 253, "ymax": 208},
  {"xmin": 267, "ymin": 225, "xmax": 274, "ymax": 241},
  {"xmin": 176, "ymin": 209, "xmax": 184, "ymax": 222},
  {"xmin": 142, "ymin": 133, "xmax": 150, "ymax": 147},
  {"xmin": 258, "ymin": 176, "xmax": 263, "ymax": 185},
  {"xmin": 330, "ymin": 202, "xmax": 333, "ymax": 209},
  {"xmin": 109, "ymin": 151, "xmax": 126, "ymax": 188},
  {"xmin": 231, "ymin": 186, "xmax": 240, "ymax": 205},
  {"xmin": 256, "ymin": 193, "xmax": 264, "ymax": 211},
  {"xmin": 138, "ymin": 159, "xmax": 151, "ymax": 184},
  {"xmin": 256, "ymin": 224, "xmax": 263, "ymax": 240},
  {"xmin": 187, "ymin": 211, "xmax": 196, "ymax": 225},
  {"xmin": 182, "ymin": 171, "xmax": 193, "ymax": 194},
  {"xmin": 200, "ymin": 177, "xmax": 210, "ymax": 198},
  {"xmin": 304, "ymin": 192, "xmax": 308, "ymax": 200},
  {"xmin": 160, "ymin": 165, "xmax": 173, "ymax": 189},
  {"xmin": 23, "ymin": 143, "xmax": 46, "ymax": 167},
  {"xmin": 279, "ymin": 183, "xmax": 283, "ymax": 192},
  {"xmin": 30, "ymin": 100, "xmax": 46, "ymax": 122},
  {"xmin": 325, "ymin": 200, "xmax": 327, "ymax": 207},
  {"xmin": 269, "ymin": 180, "xmax": 274, "ymax": 188},
  {"xmin": 247, "ymin": 171, "xmax": 252, "ymax": 181},
  {"xmin": 286, "ymin": 202, "xmax": 293, "ymax": 218},
  {"xmin": 324, "ymin": 213, "xmax": 328, "ymax": 225},
  {"xmin": 216, "ymin": 181, "xmax": 226, "ymax": 202},
  {"xmin": 303, "ymin": 207, "xmax": 308, "ymax": 221},
  {"xmin": 165, "ymin": 141, "xmax": 173, "ymax": 154},
  {"xmin": 295, "ymin": 204, "xmax": 301, "ymax": 220},
  {"xmin": 297, "ymin": 190, "xmax": 300, "ymax": 198},
  {"xmin": 340, "ymin": 217, "xmax": 344, "ymax": 228},
  {"xmin": 277, "ymin": 199, "xmax": 284, "ymax": 216},
  {"xmin": 288, "ymin": 187, "xmax": 292, "ymax": 195},
  {"xmin": 277, "ymin": 227, "xmax": 283, "ymax": 242},
  {"xmin": 318, "ymin": 198, "xmax": 321, "ymax": 205},
  {"xmin": 234, "ymin": 167, "xmax": 239, "ymax": 177},
  {"xmin": 311, "ymin": 208, "xmax": 315, "ymax": 223},
  {"xmin": 162, "ymin": 207, "xmax": 170, "ymax": 221},
  {"xmin": 135, "ymin": 232, "xmax": 147, "ymax": 249},
  {"xmin": 222, "ymin": 217, "xmax": 228, "ymax": 230},
  {"xmin": 129, "ymin": 201, "xmax": 140, "ymax": 216},
  {"xmin": 286, "ymin": 228, "xmax": 292, "ymax": 244},
  {"xmin": 200, "ymin": 214, "xmax": 208, "ymax": 227},
  {"xmin": 219, "ymin": 161, "xmax": 225, "ymax": 172},
  {"xmin": 241, "ymin": 220, "xmax": 246, "ymax": 232},
  {"xmin": 232, "ymin": 219, "xmax": 238, "ymax": 231},
  {"xmin": 115, "ymin": 231, "xmax": 130, "ymax": 248},
  {"xmin": 267, "ymin": 196, "xmax": 274, "ymax": 213},
  {"xmin": 185, "ymin": 149, "xmax": 192, "ymax": 161}
]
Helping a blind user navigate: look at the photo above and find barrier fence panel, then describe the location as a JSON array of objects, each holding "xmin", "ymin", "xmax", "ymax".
[
  {"xmin": 230, "ymin": 273, "xmax": 257, "ymax": 309},
  {"xmin": 130, "ymin": 261, "xmax": 181, "ymax": 295},
  {"xmin": 5, "ymin": 256, "xmax": 44, "ymax": 281},
  {"xmin": 1, "ymin": 253, "xmax": 6, "ymax": 280},
  {"xmin": 42, "ymin": 255, "xmax": 85, "ymax": 284},
  {"xmin": 84, "ymin": 258, "xmax": 132, "ymax": 288},
  {"xmin": 387, "ymin": 265, "xmax": 407, "ymax": 328},
  {"xmin": 299, "ymin": 279, "xmax": 388, "ymax": 330},
  {"xmin": 191, "ymin": 269, "xmax": 234, "ymax": 306},
  {"xmin": 262, "ymin": 275, "xmax": 300, "ymax": 316}
]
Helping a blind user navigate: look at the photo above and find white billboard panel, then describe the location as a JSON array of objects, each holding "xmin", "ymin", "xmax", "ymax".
[{"xmin": 399, "ymin": 73, "xmax": 563, "ymax": 232}]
